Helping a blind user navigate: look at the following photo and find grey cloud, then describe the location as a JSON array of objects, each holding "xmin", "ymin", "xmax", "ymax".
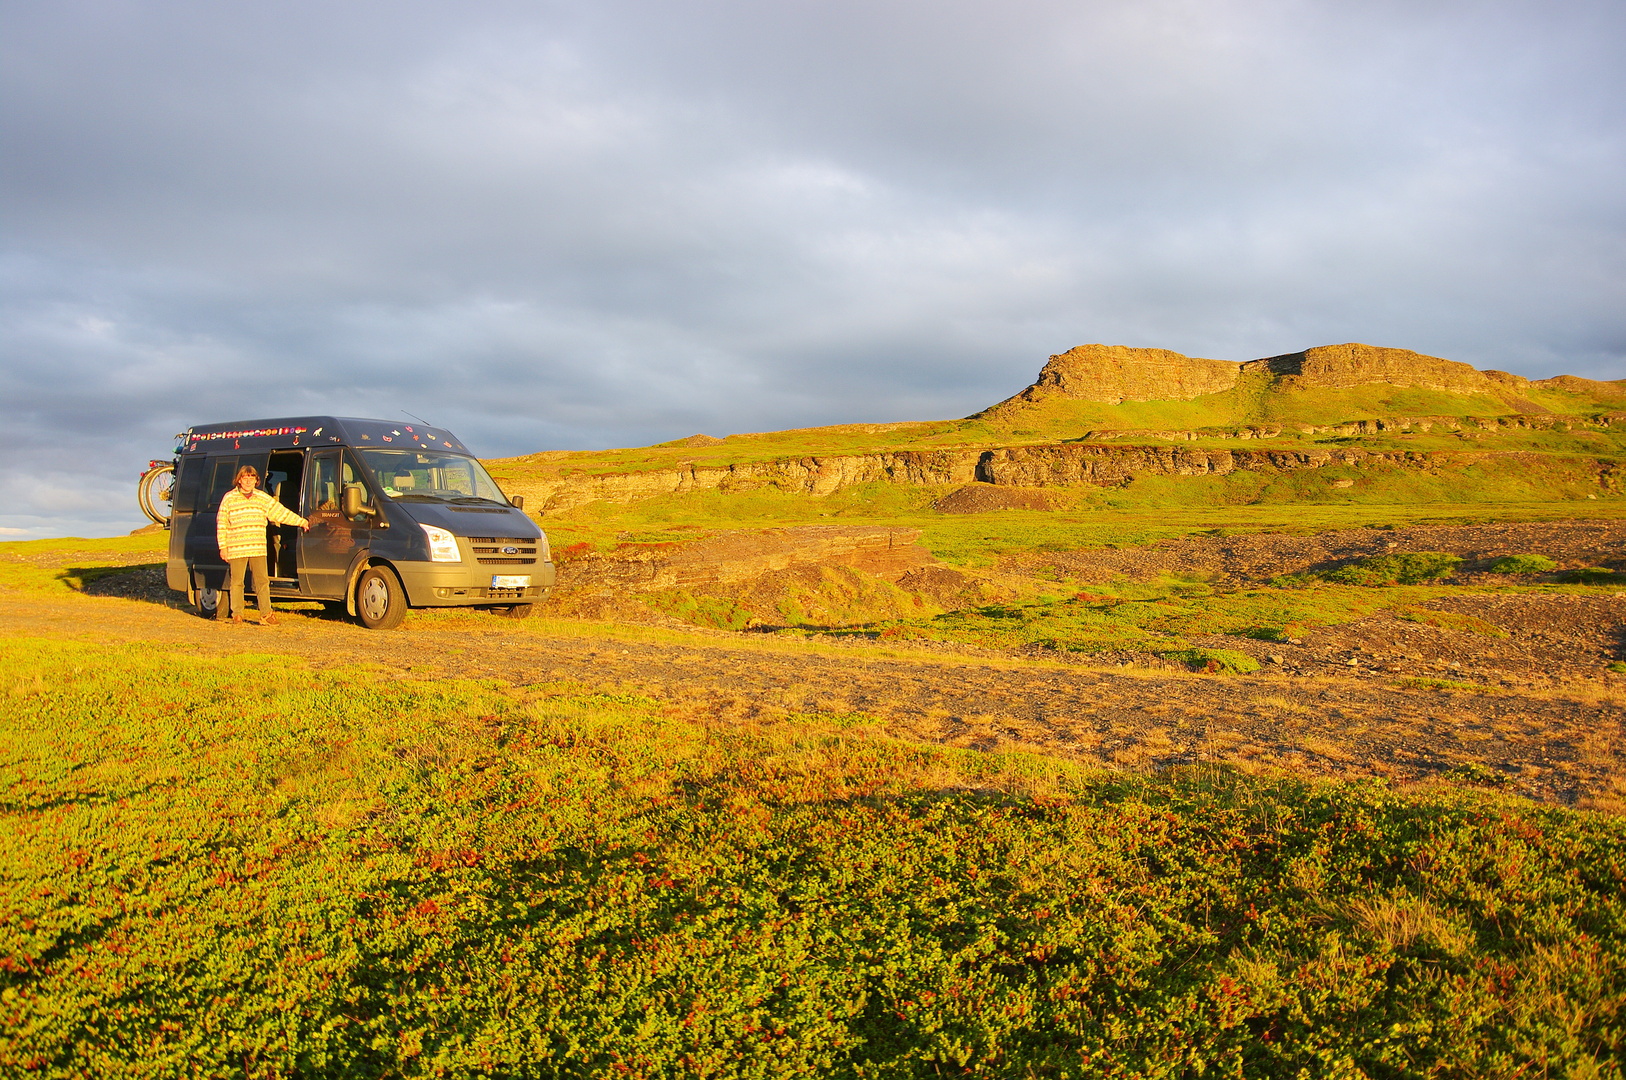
[{"xmin": 2, "ymin": 0, "xmax": 1622, "ymax": 537}]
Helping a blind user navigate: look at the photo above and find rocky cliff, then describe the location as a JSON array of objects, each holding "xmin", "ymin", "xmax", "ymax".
[
  {"xmin": 507, "ymin": 450, "xmax": 983, "ymax": 513},
  {"xmin": 1240, "ymin": 343, "xmax": 1532, "ymax": 399}
]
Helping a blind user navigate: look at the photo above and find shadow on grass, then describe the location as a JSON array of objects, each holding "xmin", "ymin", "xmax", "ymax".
[{"xmin": 68, "ymin": 562, "xmax": 351, "ymax": 622}]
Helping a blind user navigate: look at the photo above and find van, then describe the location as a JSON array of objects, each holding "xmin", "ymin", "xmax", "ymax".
[{"xmin": 163, "ymin": 416, "xmax": 554, "ymax": 628}]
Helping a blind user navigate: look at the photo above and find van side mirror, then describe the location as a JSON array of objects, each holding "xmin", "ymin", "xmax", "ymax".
[
  {"xmin": 510, "ymin": 495, "xmax": 524, "ymax": 510},
  {"xmin": 343, "ymin": 484, "xmax": 376, "ymax": 520}
]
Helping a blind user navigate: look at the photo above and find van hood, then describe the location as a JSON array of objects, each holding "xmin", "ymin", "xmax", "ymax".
[{"xmin": 388, "ymin": 500, "xmax": 542, "ymax": 538}]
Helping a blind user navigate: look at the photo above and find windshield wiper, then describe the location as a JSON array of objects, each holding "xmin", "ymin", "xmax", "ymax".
[{"xmin": 449, "ymin": 496, "xmax": 507, "ymax": 505}]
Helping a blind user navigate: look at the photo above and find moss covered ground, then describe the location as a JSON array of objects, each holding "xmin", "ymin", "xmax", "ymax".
[{"xmin": 3, "ymin": 639, "xmax": 1624, "ymax": 1076}]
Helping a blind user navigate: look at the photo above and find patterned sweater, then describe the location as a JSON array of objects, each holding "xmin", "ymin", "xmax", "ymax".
[{"xmin": 216, "ymin": 489, "xmax": 307, "ymax": 560}]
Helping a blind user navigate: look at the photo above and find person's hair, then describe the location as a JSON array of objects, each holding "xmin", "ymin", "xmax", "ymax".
[{"xmin": 233, "ymin": 465, "xmax": 260, "ymax": 486}]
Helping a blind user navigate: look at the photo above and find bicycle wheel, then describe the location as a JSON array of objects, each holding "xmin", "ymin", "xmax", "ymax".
[{"xmin": 138, "ymin": 464, "xmax": 175, "ymax": 525}]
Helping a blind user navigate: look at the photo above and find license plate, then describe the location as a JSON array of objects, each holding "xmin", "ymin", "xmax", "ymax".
[{"xmin": 491, "ymin": 575, "xmax": 530, "ymax": 588}]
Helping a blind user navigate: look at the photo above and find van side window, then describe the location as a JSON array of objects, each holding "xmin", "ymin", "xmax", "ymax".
[
  {"xmin": 307, "ymin": 450, "xmax": 341, "ymax": 512},
  {"xmin": 341, "ymin": 451, "xmax": 374, "ymax": 511},
  {"xmin": 172, "ymin": 458, "xmax": 201, "ymax": 514},
  {"xmin": 204, "ymin": 457, "xmax": 239, "ymax": 511}
]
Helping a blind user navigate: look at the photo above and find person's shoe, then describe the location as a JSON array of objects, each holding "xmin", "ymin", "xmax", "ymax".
[
  {"xmin": 262, "ymin": 613, "xmax": 280, "ymax": 626},
  {"xmin": 232, "ymin": 613, "xmax": 244, "ymax": 624}
]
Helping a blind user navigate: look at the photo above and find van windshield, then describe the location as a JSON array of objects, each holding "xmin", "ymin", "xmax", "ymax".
[{"xmin": 358, "ymin": 449, "xmax": 511, "ymax": 506}]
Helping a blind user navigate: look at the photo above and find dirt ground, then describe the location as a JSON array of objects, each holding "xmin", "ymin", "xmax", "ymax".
[
  {"xmin": 1026, "ymin": 518, "xmax": 1626, "ymax": 585},
  {"xmin": 10, "ymin": 517, "xmax": 1614, "ymax": 812}
]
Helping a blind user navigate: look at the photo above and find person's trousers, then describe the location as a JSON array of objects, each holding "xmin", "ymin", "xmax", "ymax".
[{"xmin": 225, "ymin": 555, "xmax": 270, "ymax": 618}]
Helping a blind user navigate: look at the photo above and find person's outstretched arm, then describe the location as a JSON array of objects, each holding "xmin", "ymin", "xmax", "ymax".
[{"xmin": 261, "ymin": 493, "xmax": 309, "ymax": 531}]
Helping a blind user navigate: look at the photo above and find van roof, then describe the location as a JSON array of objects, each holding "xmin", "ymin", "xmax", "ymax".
[{"xmin": 179, "ymin": 416, "xmax": 469, "ymax": 456}]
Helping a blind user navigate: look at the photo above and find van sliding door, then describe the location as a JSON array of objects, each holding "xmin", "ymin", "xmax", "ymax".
[{"xmin": 299, "ymin": 448, "xmax": 368, "ymax": 599}]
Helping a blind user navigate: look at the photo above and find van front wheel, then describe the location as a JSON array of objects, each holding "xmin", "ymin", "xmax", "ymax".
[{"xmin": 356, "ymin": 567, "xmax": 408, "ymax": 630}]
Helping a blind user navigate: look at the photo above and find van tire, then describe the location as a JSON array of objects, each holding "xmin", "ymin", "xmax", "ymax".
[
  {"xmin": 356, "ymin": 567, "xmax": 408, "ymax": 630},
  {"xmin": 198, "ymin": 586, "xmax": 220, "ymax": 618},
  {"xmin": 497, "ymin": 603, "xmax": 535, "ymax": 619}
]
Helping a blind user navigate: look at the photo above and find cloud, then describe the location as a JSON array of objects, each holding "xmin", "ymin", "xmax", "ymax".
[{"xmin": 1, "ymin": 0, "xmax": 1622, "ymax": 537}]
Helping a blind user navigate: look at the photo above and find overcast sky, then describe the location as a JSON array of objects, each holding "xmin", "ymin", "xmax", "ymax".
[{"xmin": 3, "ymin": 0, "xmax": 1623, "ymax": 538}]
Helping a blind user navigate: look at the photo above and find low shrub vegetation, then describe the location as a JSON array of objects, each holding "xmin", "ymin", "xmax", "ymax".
[
  {"xmin": 641, "ymin": 587, "xmax": 756, "ymax": 631},
  {"xmin": 1160, "ymin": 647, "xmax": 1262, "ymax": 674},
  {"xmin": 1488, "ymin": 554, "xmax": 1558, "ymax": 574},
  {"xmin": 1562, "ymin": 567, "xmax": 1626, "ymax": 585},
  {"xmin": 1395, "ymin": 607, "xmax": 1509, "ymax": 638},
  {"xmin": 3, "ymin": 639, "xmax": 1624, "ymax": 1077},
  {"xmin": 1322, "ymin": 552, "xmax": 1462, "ymax": 586}
]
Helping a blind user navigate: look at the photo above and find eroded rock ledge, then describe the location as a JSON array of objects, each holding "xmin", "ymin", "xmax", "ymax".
[{"xmin": 509, "ymin": 437, "xmax": 1617, "ymax": 513}]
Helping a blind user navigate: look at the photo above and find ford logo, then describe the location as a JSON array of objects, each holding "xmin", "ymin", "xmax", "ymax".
[{"xmin": 501, "ymin": 546, "xmax": 518, "ymax": 555}]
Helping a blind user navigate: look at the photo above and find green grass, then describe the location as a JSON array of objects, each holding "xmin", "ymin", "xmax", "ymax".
[
  {"xmin": 0, "ymin": 533, "xmax": 169, "ymax": 593},
  {"xmin": 3, "ymin": 639, "xmax": 1624, "ymax": 1076}
]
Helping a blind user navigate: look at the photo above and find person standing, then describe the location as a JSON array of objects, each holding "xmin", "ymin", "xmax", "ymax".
[{"xmin": 216, "ymin": 464, "xmax": 308, "ymax": 624}]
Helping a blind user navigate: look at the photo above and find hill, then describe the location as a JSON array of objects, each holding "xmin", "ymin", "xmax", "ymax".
[{"xmin": 486, "ymin": 341, "xmax": 1625, "ymax": 514}]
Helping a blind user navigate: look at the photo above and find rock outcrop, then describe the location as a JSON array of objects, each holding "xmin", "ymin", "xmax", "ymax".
[
  {"xmin": 508, "ymin": 450, "xmax": 985, "ymax": 513},
  {"xmin": 979, "ymin": 344, "xmax": 1239, "ymax": 412},
  {"xmin": 974, "ymin": 444, "xmax": 1432, "ymax": 487}
]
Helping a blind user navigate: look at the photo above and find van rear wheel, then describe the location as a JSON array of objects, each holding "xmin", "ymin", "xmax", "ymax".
[{"xmin": 356, "ymin": 567, "xmax": 408, "ymax": 629}]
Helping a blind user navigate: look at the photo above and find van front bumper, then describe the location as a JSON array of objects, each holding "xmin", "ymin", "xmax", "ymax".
[{"xmin": 394, "ymin": 560, "xmax": 556, "ymax": 607}]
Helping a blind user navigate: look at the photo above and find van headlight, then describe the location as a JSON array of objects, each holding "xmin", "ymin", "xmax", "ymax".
[{"xmin": 421, "ymin": 525, "xmax": 461, "ymax": 562}]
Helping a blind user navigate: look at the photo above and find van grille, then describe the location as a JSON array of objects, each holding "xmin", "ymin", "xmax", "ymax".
[{"xmin": 471, "ymin": 536, "xmax": 538, "ymax": 565}]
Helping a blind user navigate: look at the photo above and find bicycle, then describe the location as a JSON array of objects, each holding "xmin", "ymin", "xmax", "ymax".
[{"xmin": 138, "ymin": 459, "xmax": 175, "ymax": 526}]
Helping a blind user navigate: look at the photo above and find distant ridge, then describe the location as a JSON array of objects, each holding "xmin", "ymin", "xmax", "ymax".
[
  {"xmin": 976, "ymin": 341, "xmax": 1619, "ymax": 418},
  {"xmin": 1241, "ymin": 344, "xmax": 1538, "ymax": 408}
]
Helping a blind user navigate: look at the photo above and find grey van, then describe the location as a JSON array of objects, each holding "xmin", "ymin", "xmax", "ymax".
[{"xmin": 164, "ymin": 416, "xmax": 553, "ymax": 628}]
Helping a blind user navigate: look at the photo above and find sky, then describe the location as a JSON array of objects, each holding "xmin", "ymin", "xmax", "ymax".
[{"xmin": 2, "ymin": 0, "xmax": 1623, "ymax": 538}]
